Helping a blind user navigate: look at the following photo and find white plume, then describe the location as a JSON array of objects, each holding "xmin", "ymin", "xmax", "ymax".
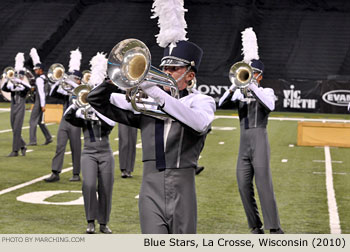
[
  {"xmin": 68, "ymin": 48, "xmax": 82, "ymax": 72},
  {"xmin": 88, "ymin": 52, "xmax": 108, "ymax": 86},
  {"xmin": 151, "ymin": 0, "xmax": 188, "ymax": 48},
  {"xmin": 15, "ymin": 53, "xmax": 25, "ymax": 72},
  {"xmin": 30, "ymin": 48, "xmax": 41, "ymax": 65},
  {"xmin": 241, "ymin": 27, "xmax": 259, "ymax": 63}
]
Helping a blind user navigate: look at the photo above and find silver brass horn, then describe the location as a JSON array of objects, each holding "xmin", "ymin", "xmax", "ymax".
[
  {"xmin": 48, "ymin": 63, "xmax": 66, "ymax": 82},
  {"xmin": 229, "ymin": 61, "xmax": 253, "ymax": 88},
  {"xmin": 47, "ymin": 63, "xmax": 75, "ymax": 92},
  {"xmin": 73, "ymin": 84, "xmax": 98, "ymax": 120},
  {"xmin": 81, "ymin": 70, "xmax": 91, "ymax": 85},
  {"xmin": 107, "ymin": 38, "xmax": 179, "ymax": 117},
  {"xmin": 3, "ymin": 66, "xmax": 16, "ymax": 79}
]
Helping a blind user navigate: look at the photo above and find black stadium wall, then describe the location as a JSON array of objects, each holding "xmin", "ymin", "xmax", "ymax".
[{"xmin": 1, "ymin": 0, "xmax": 350, "ymax": 113}]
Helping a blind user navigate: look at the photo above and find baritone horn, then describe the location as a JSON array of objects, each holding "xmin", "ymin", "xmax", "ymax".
[
  {"xmin": 47, "ymin": 63, "xmax": 74, "ymax": 92},
  {"xmin": 81, "ymin": 70, "xmax": 91, "ymax": 85},
  {"xmin": 73, "ymin": 84, "xmax": 98, "ymax": 120},
  {"xmin": 107, "ymin": 38, "xmax": 179, "ymax": 118},
  {"xmin": 229, "ymin": 61, "xmax": 253, "ymax": 88},
  {"xmin": 3, "ymin": 66, "xmax": 16, "ymax": 79},
  {"xmin": 229, "ymin": 61, "xmax": 257, "ymax": 97},
  {"xmin": 47, "ymin": 63, "xmax": 66, "ymax": 82}
]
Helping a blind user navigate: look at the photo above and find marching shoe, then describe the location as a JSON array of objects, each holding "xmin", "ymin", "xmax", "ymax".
[
  {"xmin": 251, "ymin": 227, "xmax": 265, "ymax": 234},
  {"xmin": 21, "ymin": 147, "xmax": 27, "ymax": 156},
  {"xmin": 69, "ymin": 175, "xmax": 81, "ymax": 182},
  {"xmin": 44, "ymin": 173, "xmax": 60, "ymax": 182},
  {"xmin": 270, "ymin": 228, "xmax": 284, "ymax": 234},
  {"xmin": 86, "ymin": 222, "xmax": 95, "ymax": 234},
  {"xmin": 100, "ymin": 225, "xmax": 112, "ymax": 234},
  {"xmin": 42, "ymin": 139, "xmax": 53, "ymax": 145},
  {"xmin": 121, "ymin": 170, "xmax": 128, "ymax": 178},
  {"xmin": 195, "ymin": 166, "xmax": 205, "ymax": 175},
  {"xmin": 27, "ymin": 142, "xmax": 37, "ymax": 146},
  {"xmin": 7, "ymin": 151, "xmax": 18, "ymax": 157},
  {"xmin": 126, "ymin": 171, "xmax": 133, "ymax": 178}
]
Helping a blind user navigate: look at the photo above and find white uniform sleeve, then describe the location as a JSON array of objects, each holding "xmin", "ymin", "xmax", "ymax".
[
  {"xmin": 6, "ymin": 81, "xmax": 14, "ymax": 90},
  {"xmin": 36, "ymin": 77, "xmax": 46, "ymax": 107},
  {"xmin": 12, "ymin": 84, "xmax": 25, "ymax": 91},
  {"xmin": 249, "ymin": 84, "xmax": 275, "ymax": 111},
  {"xmin": 109, "ymin": 93, "xmax": 137, "ymax": 112},
  {"xmin": 348, "ymin": 102, "xmax": 350, "ymax": 112},
  {"xmin": 64, "ymin": 79, "xmax": 79, "ymax": 89},
  {"xmin": 63, "ymin": 104, "xmax": 78, "ymax": 117},
  {"xmin": 218, "ymin": 89, "xmax": 231, "ymax": 107},
  {"xmin": 12, "ymin": 77, "xmax": 31, "ymax": 89},
  {"xmin": 57, "ymin": 85, "xmax": 69, "ymax": 96},
  {"xmin": 49, "ymin": 81, "xmax": 60, "ymax": 96},
  {"xmin": 218, "ymin": 84, "xmax": 237, "ymax": 107},
  {"xmin": 93, "ymin": 108, "xmax": 116, "ymax": 127},
  {"xmin": 140, "ymin": 82, "xmax": 216, "ymax": 133}
]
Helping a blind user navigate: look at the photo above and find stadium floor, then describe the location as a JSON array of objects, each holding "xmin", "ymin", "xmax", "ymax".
[{"xmin": 0, "ymin": 103, "xmax": 349, "ymax": 234}]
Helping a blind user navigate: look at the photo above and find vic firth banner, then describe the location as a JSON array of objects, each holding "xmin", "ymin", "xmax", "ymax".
[{"xmin": 262, "ymin": 79, "xmax": 350, "ymax": 114}]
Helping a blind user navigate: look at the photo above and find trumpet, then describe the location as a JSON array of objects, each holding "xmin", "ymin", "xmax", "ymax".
[
  {"xmin": 47, "ymin": 63, "xmax": 74, "ymax": 92},
  {"xmin": 73, "ymin": 84, "xmax": 98, "ymax": 120},
  {"xmin": 229, "ymin": 61, "xmax": 257, "ymax": 97},
  {"xmin": 107, "ymin": 38, "xmax": 179, "ymax": 118}
]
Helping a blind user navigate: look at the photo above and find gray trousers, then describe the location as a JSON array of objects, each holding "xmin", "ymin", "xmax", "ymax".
[
  {"xmin": 51, "ymin": 119, "xmax": 81, "ymax": 175},
  {"xmin": 29, "ymin": 100, "xmax": 52, "ymax": 144},
  {"xmin": 10, "ymin": 97, "xmax": 26, "ymax": 152},
  {"xmin": 139, "ymin": 161, "xmax": 197, "ymax": 234},
  {"xmin": 118, "ymin": 123, "xmax": 137, "ymax": 172},
  {"xmin": 236, "ymin": 127, "xmax": 281, "ymax": 230},
  {"xmin": 81, "ymin": 149, "xmax": 114, "ymax": 224}
]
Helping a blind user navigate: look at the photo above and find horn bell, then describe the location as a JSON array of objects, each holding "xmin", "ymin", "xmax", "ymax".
[
  {"xmin": 229, "ymin": 61, "xmax": 253, "ymax": 88},
  {"xmin": 107, "ymin": 38, "xmax": 151, "ymax": 90}
]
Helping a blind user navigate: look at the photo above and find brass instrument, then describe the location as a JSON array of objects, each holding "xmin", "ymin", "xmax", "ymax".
[
  {"xmin": 73, "ymin": 84, "xmax": 98, "ymax": 120},
  {"xmin": 229, "ymin": 61, "xmax": 256, "ymax": 97},
  {"xmin": 47, "ymin": 63, "xmax": 74, "ymax": 92},
  {"xmin": 107, "ymin": 38, "xmax": 179, "ymax": 118},
  {"xmin": 3, "ymin": 66, "xmax": 16, "ymax": 79},
  {"xmin": 81, "ymin": 70, "xmax": 91, "ymax": 85}
]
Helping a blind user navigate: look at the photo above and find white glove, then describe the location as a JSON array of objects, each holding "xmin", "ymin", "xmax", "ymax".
[
  {"xmin": 231, "ymin": 89, "xmax": 244, "ymax": 101},
  {"xmin": 348, "ymin": 102, "xmax": 350, "ymax": 112},
  {"xmin": 76, "ymin": 108, "xmax": 85, "ymax": 119},
  {"xmin": 139, "ymin": 81, "xmax": 165, "ymax": 106}
]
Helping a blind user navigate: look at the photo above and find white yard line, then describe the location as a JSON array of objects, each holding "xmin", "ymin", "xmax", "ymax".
[
  {"xmin": 0, "ymin": 151, "xmax": 121, "ymax": 196},
  {"xmin": 324, "ymin": 146, "xmax": 341, "ymax": 234},
  {"xmin": 0, "ymin": 123, "xmax": 55, "ymax": 134},
  {"xmin": 0, "ymin": 167, "xmax": 73, "ymax": 196},
  {"xmin": 214, "ymin": 115, "xmax": 350, "ymax": 123}
]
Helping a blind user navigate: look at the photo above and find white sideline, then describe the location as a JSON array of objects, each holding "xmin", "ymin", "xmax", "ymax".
[
  {"xmin": 0, "ymin": 167, "xmax": 73, "ymax": 196},
  {"xmin": 324, "ymin": 146, "xmax": 341, "ymax": 234},
  {"xmin": 0, "ymin": 151, "xmax": 121, "ymax": 196},
  {"xmin": 214, "ymin": 115, "xmax": 350, "ymax": 123}
]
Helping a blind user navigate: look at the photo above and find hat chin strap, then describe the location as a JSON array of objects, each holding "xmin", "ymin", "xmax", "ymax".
[{"xmin": 174, "ymin": 66, "xmax": 191, "ymax": 83}]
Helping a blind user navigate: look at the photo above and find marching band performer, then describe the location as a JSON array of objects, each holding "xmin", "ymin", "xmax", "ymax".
[
  {"xmin": 87, "ymin": 0, "xmax": 216, "ymax": 234},
  {"xmin": 45, "ymin": 48, "xmax": 82, "ymax": 182},
  {"xmin": 65, "ymin": 52, "xmax": 115, "ymax": 234},
  {"xmin": 219, "ymin": 28, "xmax": 283, "ymax": 234},
  {"xmin": 1, "ymin": 53, "xmax": 31, "ymax": 157},
  {"xmin": 28, "ymin": 48, "xmax": 53, "ymax": 146}
]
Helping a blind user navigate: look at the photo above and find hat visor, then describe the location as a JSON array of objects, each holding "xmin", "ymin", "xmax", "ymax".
[{"xmin": 160, "ymin": 58, "xmax": 189, "ymax": 68}]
